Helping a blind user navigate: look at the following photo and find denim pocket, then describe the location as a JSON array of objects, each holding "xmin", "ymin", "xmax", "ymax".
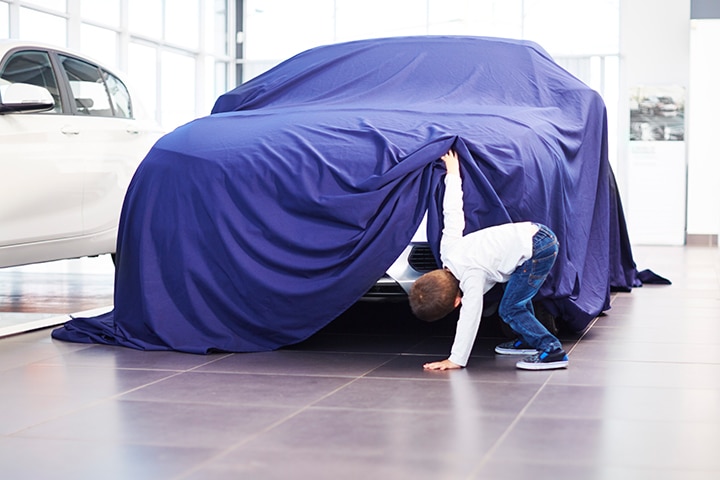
[{"xmin": 528, "ymin": 250, "xmax": 557, "ymax": 287}]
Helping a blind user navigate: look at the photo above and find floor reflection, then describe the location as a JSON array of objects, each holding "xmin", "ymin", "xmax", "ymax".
[{"xmin": 0, "ymin": 255, "xmax": 114, "ymax": 336}]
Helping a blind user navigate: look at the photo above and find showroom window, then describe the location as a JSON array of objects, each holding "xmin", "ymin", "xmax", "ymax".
[
  {"xmin": 240, "ymin": 0, "xmax": 618, "ymax": 86},
  {"xmin": 238, "ymin": 0, "xmax": 620, "ymax": 165},
  {"xmin": 0, "ymin": 0, "xmax": 234, "ymax": 129},
  {"xmin": 80, "ymin": 0, "xmax": 120, "ymax": 27},
  {"xmin": 0, "ymin": 3, "xmax": 8, "ymax": 38},
  {"xmin": 128, "ymin": 0, "xmax": 163, "ymax": 39},
  {"xmin": 18, "ymin": 6, "xmax": 66, "ymax": 45},
  {"xmin": 79, "ymin": 23, "xmax": 119, "ymax": 70}
]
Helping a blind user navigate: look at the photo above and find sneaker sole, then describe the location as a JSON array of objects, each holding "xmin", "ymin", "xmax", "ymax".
[
  {"xmin": 516, "ymin": 359, "xmax": 569, "ymax": 370},
  {"xmin": 495, "ymin": 347, "xmax": 539, "ymax": 355}
]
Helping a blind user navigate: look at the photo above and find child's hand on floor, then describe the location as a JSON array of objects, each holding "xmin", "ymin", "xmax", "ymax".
[{"xmin": 423, "ymin": 359, "xmax": 462, "ymax": 370}]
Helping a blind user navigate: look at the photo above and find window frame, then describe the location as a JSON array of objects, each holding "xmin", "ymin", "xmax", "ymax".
[
  {"xmin": 0, "ymin": 46, "xmax": 136, "ymax": 119},
  {"xmin": 0, "ymin": 48, "xmax": 64, "ymax": 114},
  {"xmin": 56, "ymin": 52, "xmax": 134, "ymax": 119}
]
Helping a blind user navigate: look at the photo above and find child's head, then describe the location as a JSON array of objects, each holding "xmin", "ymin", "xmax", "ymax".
[{"xmin": 409, "ymin": 268, "xmax": 460, "ymax": 322}]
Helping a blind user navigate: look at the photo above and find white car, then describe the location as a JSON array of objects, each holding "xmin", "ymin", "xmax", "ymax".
[
  {"xmin": 362, "ymin": 215, "xmax": 437, "ymax": 300},
  {"xmin": 0, "ymin": 40, "xmax": 163, "ymax": 268}
]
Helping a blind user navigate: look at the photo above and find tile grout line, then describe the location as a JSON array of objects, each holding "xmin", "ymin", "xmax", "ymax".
[
  {"xmin": 465, "ymin": 373, "xmax": 556, "ymax": 479},
  {"xmin": 464, "ymin": 306, "xmax": 609, "ymax": 479},
  {"xmin": 4, "ymin": 353, "xmax": 237, "ymax": 437},
  {"xmin": 173, "ymin": 353, "xmax": 400, "ymax": 480}
]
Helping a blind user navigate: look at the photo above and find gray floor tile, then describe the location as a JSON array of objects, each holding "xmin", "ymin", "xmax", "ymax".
[
  {"xmin": 1, "ymin": 327, "xmax": 59, "ymax": 343},
  {"xmin": 609, "ymin": 296, "xmax": 720, "ymax": 316},
  {"xmin": 405, "ymin": 335, "xmax": 520, "ymax": 357},
  {"xmin": 474, "ymin": 460, "xmax": 720, "ymax": 480},
  {"xmin": 241, "ymin": 406, "xmax": 515, "ymax": 461},
  {"xmin": 14, "ymin": 398, "xmax": 297, "ymax": 448},
  {"xmin": 493, "ymin": 416, "xmax": 720, "ymax": 470},
  {"xmin": 524, "ymin": 384, "xmax": 720, "ymax": 422},
  {"xmin": 1, "ymin": 392, "xmax": 99, "ymax": 436},
  {"xmin": 366, "ymin": 353, "xmax": 557, "ymax": 383},
  {"xmin": 185, "ymin": 447, "xmax": 478, "ymax": 480},
  {"xmin": 549, "ymin": 358, "xmax": 720, "ymax": 388},
  {"xmin": 0, "ymin": 336, "xmax": 93, "ymax": 372},
  {"xmin": 194, "ymin": 349, "xmax": 395, "ymax": 377},
  {"xmin": 36, "ymin": 343, "xmax": 233, "ymax": 370},
  {"xmin": 0, "ymin": 436, "xmax": 219, "ymax": 480},
  {"xmin": 122, "ymin": 371, "xmax": 355, "ymax": 407},
  {"xmin": 582, "ymin": 323, "xmax": 720, "ymax": 344},
  {"xmin": 315, "ymin": 375, "xmax": 542, "ymax": 415},
  {"xmin": 286, "ymin": 332, "xmax": 429, "ymax": 354},
  {"xmin": 601, "ymin": 309, "xmax": 720, "ymax": 326},
  {"xmin": 0, "ymin": 363, "xmax": 175, "ymax": 399},
  {"xmin": 570, "ymin": 338, "xmax": 720, "ymax": 363}
]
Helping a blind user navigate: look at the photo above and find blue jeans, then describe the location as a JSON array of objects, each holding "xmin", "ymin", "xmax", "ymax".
[{"xmin": 498, "ymin": 224, "xmax": 562, "ymax": 353}]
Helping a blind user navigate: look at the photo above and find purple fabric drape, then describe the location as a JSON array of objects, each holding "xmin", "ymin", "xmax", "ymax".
[{"xmin": 52, "ymin": 36, "xmax": 641, "ymax": 352}]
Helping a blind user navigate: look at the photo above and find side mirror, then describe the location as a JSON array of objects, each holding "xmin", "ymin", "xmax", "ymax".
[{"xmin": 0, "ymin": 83, "xmax": 55, "ymax": 114}]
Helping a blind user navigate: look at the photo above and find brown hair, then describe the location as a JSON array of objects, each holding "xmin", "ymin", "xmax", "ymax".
[{"xmin": 409, "ymin": 269, "xmax": 460, "ymax": 322}]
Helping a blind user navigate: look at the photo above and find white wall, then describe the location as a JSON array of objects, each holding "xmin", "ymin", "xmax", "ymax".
[
  {"xmin": 619, "ymin": 0, "xmax": 720, "ymax": 244},
  {"xmin": 618, "ymin": 0, "xmax": 692, "ymax": 245},
  {"xmin": 687, "ymin": 19, "xmax": 720, "ymax": 237}
]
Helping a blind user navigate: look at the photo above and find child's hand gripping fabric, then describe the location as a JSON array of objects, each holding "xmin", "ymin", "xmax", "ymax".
[{"xmin": 441, "ymin": 149, "xmax": 460, "ymax": 175}]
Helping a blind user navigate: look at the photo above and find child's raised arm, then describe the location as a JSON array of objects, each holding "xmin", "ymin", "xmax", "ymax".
[{"xmin": 439, "ymin": 149, "xmax": 464, "ymax": 263}]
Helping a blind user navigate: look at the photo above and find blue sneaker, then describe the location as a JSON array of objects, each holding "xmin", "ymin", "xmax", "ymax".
[
  {"xmin": 494, "ymin": 339, "xmax": 539, "ymax": 356},
  {"xmin": 516, "ymin": 349, "xmax": 568, "ymax": 370}
]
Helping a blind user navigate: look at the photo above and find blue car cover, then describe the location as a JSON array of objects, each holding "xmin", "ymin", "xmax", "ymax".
[{"xmin": 52, "ymin": 36, "xmax": 641, "ymax": 353}]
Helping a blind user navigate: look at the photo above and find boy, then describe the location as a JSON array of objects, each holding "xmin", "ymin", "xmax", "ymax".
[{"xmin": 409, "ymin": 149, "xmax": 568, "ymax": 371}]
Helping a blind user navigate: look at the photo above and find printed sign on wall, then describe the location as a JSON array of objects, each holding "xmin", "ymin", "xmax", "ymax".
[
  {"xmin": 629, "ymin": 85, "xmax": 685, "ymax": 142},
  {"xmin": 626, "ymin": 85, "xmax": 687, "ymax": 245}
]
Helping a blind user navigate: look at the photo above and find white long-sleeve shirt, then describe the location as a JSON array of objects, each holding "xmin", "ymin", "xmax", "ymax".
[{"xmin": 440, "ymin": 173, "xmax": 538, "ymax": 367}]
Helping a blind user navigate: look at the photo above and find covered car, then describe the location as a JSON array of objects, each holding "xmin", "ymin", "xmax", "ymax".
[{"xmin": 53, "ymin": 35, "xmax": 640, "ymax": 353}]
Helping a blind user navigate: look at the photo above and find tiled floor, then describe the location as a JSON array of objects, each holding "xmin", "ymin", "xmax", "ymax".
[{"xmin": 0, "ymin": 246, "xmax": 718, "ymax": 480}]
